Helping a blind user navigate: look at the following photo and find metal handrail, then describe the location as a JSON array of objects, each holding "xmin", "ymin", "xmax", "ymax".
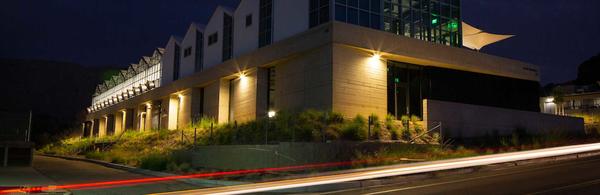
[{"xmin": 409, "ymin": 121, "xmax": 442, "ymax": 144}]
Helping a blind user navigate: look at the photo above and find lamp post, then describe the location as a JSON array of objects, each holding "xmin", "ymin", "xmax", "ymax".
[{"xmin": 266, "ymin": 111, "xmax": 276, "ymax": 145}]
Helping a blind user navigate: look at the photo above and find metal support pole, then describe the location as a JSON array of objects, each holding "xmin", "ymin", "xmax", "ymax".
[
  {"xmin": 3, "ymin": 147, "xmax": 8, "ymax": 167},
  {"xmin": 193, "ymin": 128, "xmax": 197, "ymax": 149},
  {"xmin": 210, "ymin": 122, "xmax": 214, "ymax": 144},
  {"xmin": 27, "ymin": 110, "xmax": 32, "ymax": 142},
  {"xmin": 265, "ymin": 119, "xmax": 268, "ymax": 145}
]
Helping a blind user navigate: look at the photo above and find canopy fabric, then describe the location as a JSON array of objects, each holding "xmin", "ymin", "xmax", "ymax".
[{"xmin": 462, "ymin": 22, "xmax": 514, "ymax": 51}]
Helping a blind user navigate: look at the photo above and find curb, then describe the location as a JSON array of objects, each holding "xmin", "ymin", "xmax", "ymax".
[{"xmin": 39, "ymin": 154, "xmax": 246, "ymax": 187}]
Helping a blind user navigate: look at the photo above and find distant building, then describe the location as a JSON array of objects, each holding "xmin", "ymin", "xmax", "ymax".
[
  {"xmin": 542, "ymin": 82, "xmax": 600, "ymax": 132},
  {"xmin": 84, "ymin": 0, "xmax": 582, "ymax": 138}
]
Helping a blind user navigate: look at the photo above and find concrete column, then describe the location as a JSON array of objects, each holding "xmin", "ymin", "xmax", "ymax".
[
  {"xmin": 99, "ymin": 117, "xmax": 107, "ymax": 137},
  {"xmin": 168, "ymin": 95, "xmax": 180, "ymax": 130},
  {"xmin": 178, "ymin": 91, "xmax": 192, "ymax": 129},
  {"xmin": 81, "ymin": 123, "xmax": 86, "ymax": 138},
  {"xmin": 115, "ymin": 111, "xmax": 124, "ymax": 135},
  {"xmin": 145, "ymin": 104, "xmax": 153, "ymax": 131},
  {"xmin": 218, "ymin": 79, "xmax": 231, "ymax": 124},
  {"xmin": 3, "ymin": 147, "xmax": 8, "ymax": 167}
]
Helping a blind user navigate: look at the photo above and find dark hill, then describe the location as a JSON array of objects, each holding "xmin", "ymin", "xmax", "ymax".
[{"xmin": 0, "ymin": 58, "xmax": 119, "ymax": 146}]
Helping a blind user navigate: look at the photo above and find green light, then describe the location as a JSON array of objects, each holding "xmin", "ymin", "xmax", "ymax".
[
  {"xmin": 431, "ymin": 18, "xmax": 438, "ymax": 25},
  {"xmin": 447, "ymin": 20, "xmax": 458, "ymax": 30},
  {"xmin": 394, "ymin": 78, "xmax": 400, "ymax": 83}
]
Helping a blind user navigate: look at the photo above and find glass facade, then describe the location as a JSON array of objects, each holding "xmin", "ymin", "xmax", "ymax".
[
  {"xmin": 173, "ymin": 44, "xmax": 181, "ymax": 80},
  {"xmin": 387, "ymin": 60, "xmax": 540, "ymax": 118},
  {"xmin": 259, "ymin": 0, "xmax": 273, "ymax": 48},
  {"xmin": 91, "ymin": 51, "xmax": 163, "ymax": 111},
  {"xmin": 222, "ymin": 13, "xmax": 233, "ymax": 61},
  {"xmin": 195, "ymin": 30, "xmax": 203, "ymax": 72},
  {"xmin": 310, "ymin": 0, "xmax": 331, "ymax": 27},
  {"xmin": 267, "ymin": 67, "xmax": 276, "ymax": 110},
  {"xmin": 332, "ymin": 0, "xmax": 462, "ymax": 47},
  {"xmin": 334, "ymin": 0, "xmax": 381, "ymax": 29}
]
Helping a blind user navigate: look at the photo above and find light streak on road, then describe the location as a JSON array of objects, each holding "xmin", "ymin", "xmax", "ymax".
[{"xmin": 154, "ymin": 142, "xmax": 600, "ymax": 195}]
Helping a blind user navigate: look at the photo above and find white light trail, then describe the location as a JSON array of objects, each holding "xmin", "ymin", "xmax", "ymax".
[{"xmin": 153, "ymin": 142, "xmax": 600, "ymax": 195}]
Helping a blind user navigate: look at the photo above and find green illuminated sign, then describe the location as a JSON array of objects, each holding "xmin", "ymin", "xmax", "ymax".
[
  {"xmin": 447, "ymin": 20, "xmax": 458, "ymax": 30},
  {"xmin": 431, "ymin": 18, "xmax": 438, "ymax": 25}
]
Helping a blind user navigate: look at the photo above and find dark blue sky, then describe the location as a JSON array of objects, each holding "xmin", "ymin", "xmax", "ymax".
[{"xmin": 1, "ymin": 0, "xmax": 598, "ymax": 84}]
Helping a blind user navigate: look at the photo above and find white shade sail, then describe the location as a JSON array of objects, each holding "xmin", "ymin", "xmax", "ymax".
[{"xmin": 462, "ymin": 22, "xmax": 514, "ymax": 51}]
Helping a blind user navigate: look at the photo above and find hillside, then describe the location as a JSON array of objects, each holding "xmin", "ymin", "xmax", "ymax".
[{"xmin": 0, "ymin": 58, "xmax": 119, "ymax": 146}]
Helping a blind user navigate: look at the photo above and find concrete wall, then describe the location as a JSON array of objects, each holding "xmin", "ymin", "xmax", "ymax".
[
  {"xmin": 273, "ymin": 0, "xmax": 309, "ymax": 43},
  {"xmin": 114, "ymin": 111, "xmax": 124, "ymax": 134},
  {"xmin": 180, "ymin": 24, "xmax": 203, "ymax": 78},
  {"xmin": 233, "ymin": 0, "xmax": 259, "ymax": 58},
  {"xmin": 230, "ymin": 70, "xmax": 258, "ymax": 123},
  {"xmin": 160, "ymin": 37, "xmax": 180, "ymax": 86},
  {"xmin": 189, "ymin": 142, "xmax": 425, "ymax": 170},
  {"xmin": 332, "ymin": 44, "xmax": 387, "ymax": 118},
  {"xmin": 204, "ymin": 7, "xmax": 231, "ymax": 69},
  {"xmin": 204, "ymin": 79, "xmax": 231, "ymax": 123},
  {"xmin": 423, "ymin": 99, "xmax": 585, "ymax": 138},
  {"xmin": 272, "ymin": 45, "xmax": 333, "ymax": 112}
]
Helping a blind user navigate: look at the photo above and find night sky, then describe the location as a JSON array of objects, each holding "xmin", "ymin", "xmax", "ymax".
[{"xmin": 1, "ymin": 0, "xmax": 599, "ymax": 84}]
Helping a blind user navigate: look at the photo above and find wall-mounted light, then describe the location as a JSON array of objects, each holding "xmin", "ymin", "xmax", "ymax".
[
  {"xmin": 368, "ymin": 52, "xmax": 383, "ymax": 67},
  {"xmin": 238, "ymin": 71, "xmax": 248, "ymax": 81},
  {"xmin": 545, "ymin": 97, "xmax": 555, "ymax": 103}
]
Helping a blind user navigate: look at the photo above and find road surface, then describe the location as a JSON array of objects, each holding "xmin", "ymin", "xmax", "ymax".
[
  {"xmin": 26, "ymin": 155, "xmax": 198, "ymax": 194},
  {"xmin": 322, "ymin": 155, "xmax": 600, "ymax": 195}
]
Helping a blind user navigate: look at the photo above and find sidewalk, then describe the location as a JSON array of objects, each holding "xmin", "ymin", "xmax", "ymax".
[{"xmin": 0, "ymin": 166, "xmax": 56, "ymax": 187}]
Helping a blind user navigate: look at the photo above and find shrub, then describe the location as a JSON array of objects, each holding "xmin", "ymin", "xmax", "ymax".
[
  {"xmin": 341, "ymin": 115, "xmax": 368, "ymax": 141},
  {"xmin": 140, "ymin": 153, "xmax": 170, "ymax": 171}
]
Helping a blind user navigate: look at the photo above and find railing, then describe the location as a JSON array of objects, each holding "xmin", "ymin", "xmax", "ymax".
[{"xmin": 409, "ymin": 121, "xmax": 442, "ymax": 144}]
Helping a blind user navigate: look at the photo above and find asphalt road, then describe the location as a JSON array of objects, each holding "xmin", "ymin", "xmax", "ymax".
[
  {"xmin": 29, "ymin": 155, "xmax": 198, "ymax": 194},
  {"xmin": 321, "ymin": 155, "xmax": 600, "ymax": 195}
]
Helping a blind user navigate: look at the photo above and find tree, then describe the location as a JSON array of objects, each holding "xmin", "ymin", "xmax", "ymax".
[{"xmin": 576, "ymin": 53, "xmax": 600, "ymax": 85}]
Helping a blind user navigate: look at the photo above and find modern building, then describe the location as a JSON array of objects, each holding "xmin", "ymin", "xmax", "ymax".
[
  {"xmin": 542, "ymin": 83, "xmax": 600, "ymax": 132},
  {"xmin": 84, "ymin": 0, "xmax": 582, "ymax": 138}
]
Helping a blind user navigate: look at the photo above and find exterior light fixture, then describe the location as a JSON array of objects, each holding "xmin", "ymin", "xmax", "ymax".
[
  {"xmin": 368, "ymin": 53, "xmax": 382, "ymax": 67},
  {"xmin": 268, "ymin": 110, "xmax": 276, "ymax": 118},
  {"xmin": 372, "ymin": 53, "xmax": 381, "ymax": 60},
  {"xmin": 239, "ymin": 72, "xmax": 247, "ymax": 81},
  {"xmin": 545, "ymin": 97, "xmax": 555, "ymax": 103},
  {"xmin": 87, "ymin": 108, "xmax": 92, "ymax": 113}
]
